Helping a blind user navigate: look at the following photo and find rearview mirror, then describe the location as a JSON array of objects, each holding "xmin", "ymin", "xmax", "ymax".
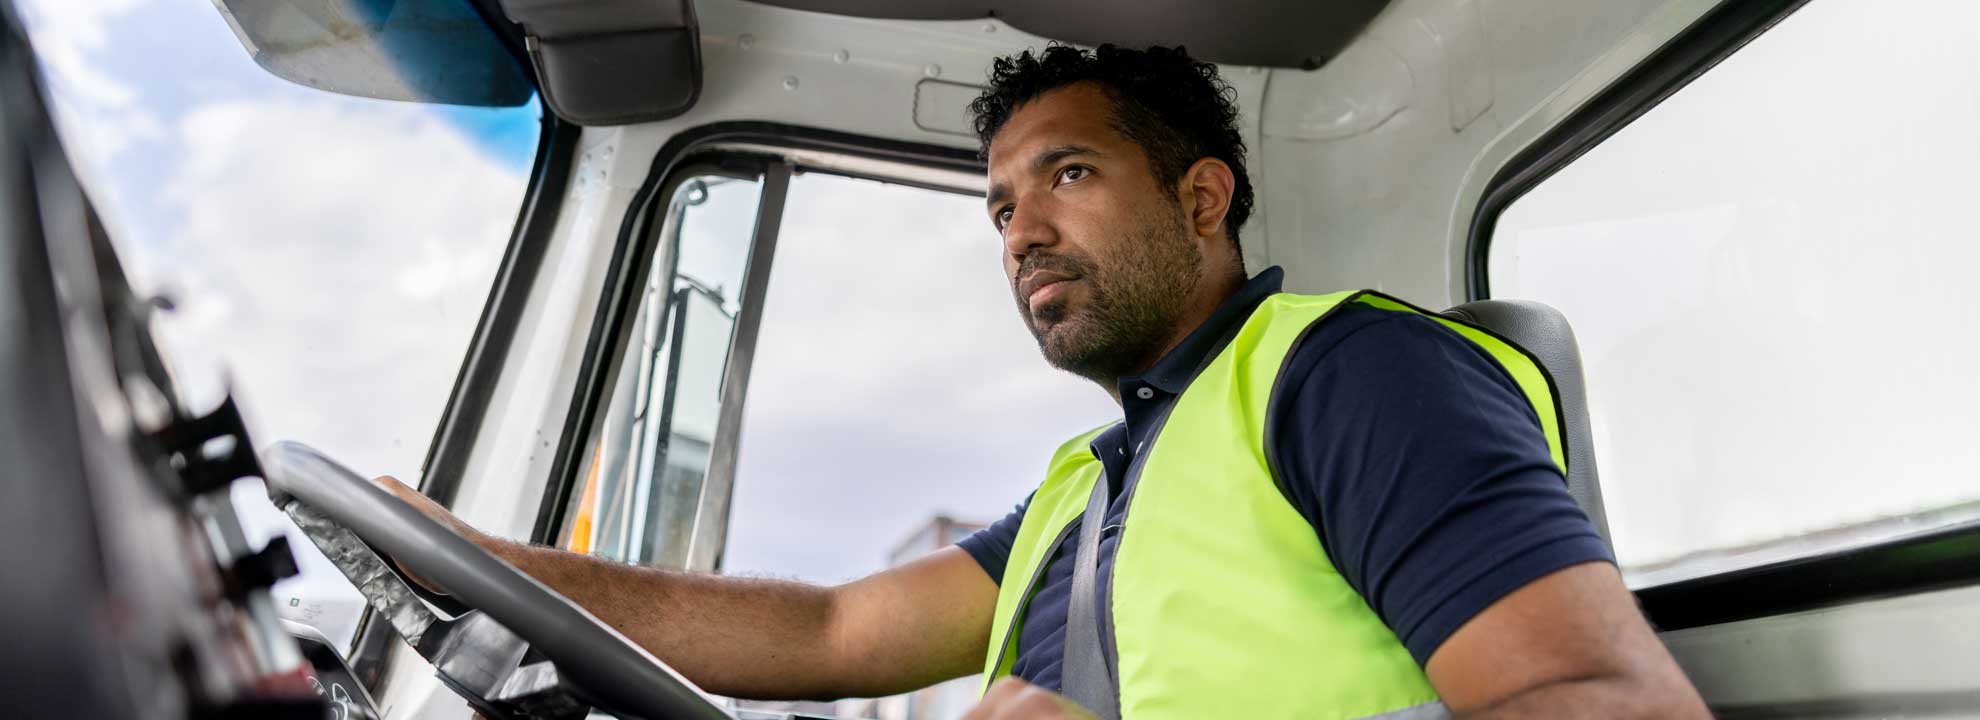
[{"xmin": 209, "ymin": 0, "xmax": 534, "ymax": 107}]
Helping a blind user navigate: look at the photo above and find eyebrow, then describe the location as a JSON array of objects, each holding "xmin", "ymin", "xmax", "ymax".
[{"xmin": 986, "ymin": 144, "xmax": 1104, "ymax": 211}]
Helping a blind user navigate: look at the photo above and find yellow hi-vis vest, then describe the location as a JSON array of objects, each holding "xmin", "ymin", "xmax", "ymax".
[{"xmin": 979, "ymin": 290, "xmax": 1566, "ymax": 719}]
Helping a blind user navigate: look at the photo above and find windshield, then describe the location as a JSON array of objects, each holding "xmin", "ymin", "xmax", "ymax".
[{"xmin": 19, "ymin": 0, "xmax": 543, "ymax": 651}]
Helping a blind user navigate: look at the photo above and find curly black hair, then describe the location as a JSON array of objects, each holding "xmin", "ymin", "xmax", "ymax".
[{"xmin": 968, "ymin": 44, "xmax": 1254, "ymax": 245}]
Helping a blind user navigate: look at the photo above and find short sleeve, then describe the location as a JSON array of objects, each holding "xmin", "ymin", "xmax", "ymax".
[
  {"xmin": 957, "ymin": 492, "xmax": 1032, "ymax": 583},
  {"xmin": 1271, "ymin": 307, "xmax": 1614, "ymax": 665}
]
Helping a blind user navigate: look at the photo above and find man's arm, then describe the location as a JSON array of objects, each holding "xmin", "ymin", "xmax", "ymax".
[
  {"xmin": 1427, "ymin": 562, "xmax": 1707, "ymax": 719},
  {"xmin": 950, "ymin": 567, "xmax": 1709, "ymax": 720},
  {"xmin": 1272, "ymin": 308, "xmax": 1707, "ymax": 717},
  {"xmin": 375, "ymin": 476, "xmax": 996, "ymax": 701}
]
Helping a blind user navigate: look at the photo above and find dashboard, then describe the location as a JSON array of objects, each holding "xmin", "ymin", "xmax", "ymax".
[{"xmin": 287, "ymin": 621, "xmax": 384, "ymax": 720}]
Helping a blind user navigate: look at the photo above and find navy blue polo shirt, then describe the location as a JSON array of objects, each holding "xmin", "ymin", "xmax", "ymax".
[{"xmin": 958, "ymin": 267, "xmax": 1612, "ymax": 691}]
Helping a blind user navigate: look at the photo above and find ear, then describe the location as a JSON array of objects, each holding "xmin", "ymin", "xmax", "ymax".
[{"xmin": 1177, "ymin": 157, "xmax": 1236, "ymax": 242}]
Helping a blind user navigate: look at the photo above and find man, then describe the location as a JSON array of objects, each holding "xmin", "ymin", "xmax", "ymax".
[{"xmin": 381, "ymin": 45, "xmax": 1708, "ymax": 718}]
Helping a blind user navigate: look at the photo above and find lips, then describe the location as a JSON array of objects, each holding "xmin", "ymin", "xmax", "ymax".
[{"xmin": 1020, "ymin": 270, "xmax": 1079, "ymax": 309}]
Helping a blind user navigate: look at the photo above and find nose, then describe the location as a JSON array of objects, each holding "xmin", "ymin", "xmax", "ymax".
[{"xmin": 1000, "ymin": 201, "xmax": 1057, "ymax": 259}]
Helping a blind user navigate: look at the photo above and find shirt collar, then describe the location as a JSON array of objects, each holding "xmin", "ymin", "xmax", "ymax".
[{"xmin": 1123, "ymin": 266, "xmax": 1286, "ymax": 395}]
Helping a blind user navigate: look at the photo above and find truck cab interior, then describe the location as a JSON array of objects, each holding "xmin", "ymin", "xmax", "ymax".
[{"xmin": 7, "ymin": 0, "xmax": 1980, "ymax": 717}]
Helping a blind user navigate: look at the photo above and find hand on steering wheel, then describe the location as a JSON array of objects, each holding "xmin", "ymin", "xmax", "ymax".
[
  {"xmin": 367, "ymin": 474, "xmax": 480, "ymax": 593},
  {"xmin": 262, "ymin": 441, "xmax": 730, "ymax": 720}
]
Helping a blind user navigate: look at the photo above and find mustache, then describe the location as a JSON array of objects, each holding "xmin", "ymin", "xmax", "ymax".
[
  {"xmin": 1015, "ymin": 253, "xmax": 1094, "ymax": 325},
  {"xmin": 1015, "ymin": 253, "xmax": 1091, "ymax": 291}
]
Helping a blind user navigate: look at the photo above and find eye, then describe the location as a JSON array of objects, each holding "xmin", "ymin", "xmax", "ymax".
[
  {"xmin": 995, "ymin": 206, "xmax": 1014, "ymax": 231},
  {"xmin": 1055, "ymin": 165, "xmax": 1090, "ymax": 186}
]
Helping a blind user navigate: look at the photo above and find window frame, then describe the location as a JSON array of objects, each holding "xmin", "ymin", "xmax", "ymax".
[
  {"xmin": 415, "ymin": 114, "xmax": 579, "ymax": 508},
  {"xmin": 529, "ymin": 123, "xmax": 985, "ymax": 573},
  {"xmin": 1464, "ymin": 0, "xmax": 1980, "ymax": 630},
  {"xmin": 346, "ymin": 0, "xmax": 569, "ymax": 684},
  {"xmin": 535, "ymin": 154, "xmax": 785, "ymax": 566},
  {"xmin": 352, "ymin": 110, "xmax": 571, "ymax": 685},
  {"xmin": 1465, "ymin": 0, "xmax": 1809, "ymax": 301},
  {"xmin": 413, "ymin": 0, "xmax": 577, "ymax": 509}
]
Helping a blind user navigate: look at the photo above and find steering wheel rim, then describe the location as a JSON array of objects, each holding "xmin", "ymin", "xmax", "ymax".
[{"xmin": 260, "ymin": 441, "xmax": 731, "ymax": 720}]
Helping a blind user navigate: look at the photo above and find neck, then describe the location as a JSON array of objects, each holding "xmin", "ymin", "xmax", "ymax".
[{"xmin": 1095, "ymin": 269, "xmax": 1246, "ymax": 405}]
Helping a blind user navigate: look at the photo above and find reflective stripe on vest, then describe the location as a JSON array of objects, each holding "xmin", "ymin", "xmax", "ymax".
[{"xmin": 979, "ymin": 290, "xmax": 1566, "ymax": 719}]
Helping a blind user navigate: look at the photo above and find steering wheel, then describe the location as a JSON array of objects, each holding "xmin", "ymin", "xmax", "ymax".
[{"xmin": 261, "ymin": 441, "xmax": 732, "ymax": 720}]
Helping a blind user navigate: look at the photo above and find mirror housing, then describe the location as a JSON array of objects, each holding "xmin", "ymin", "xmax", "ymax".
[{"xmin": 209, "ymin": 0, "xmax": 535, "ymax": 106}]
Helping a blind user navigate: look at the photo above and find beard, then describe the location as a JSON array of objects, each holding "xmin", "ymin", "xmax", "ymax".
[{"xmin": 1017, "ymin": 203, "xmax": 1203, "ymax": 383}]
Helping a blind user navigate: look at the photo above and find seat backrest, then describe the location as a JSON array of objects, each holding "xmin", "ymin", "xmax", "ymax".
[{"xmin": 1441, "ymin": 299, "xmax": 1610, "ymax": 543}]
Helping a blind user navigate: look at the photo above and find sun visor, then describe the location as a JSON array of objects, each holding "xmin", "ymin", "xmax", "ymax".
[
  {"xmin": 496, "ymin": 0, "xmax": 701, "ymax": 125},
  {"xmin": 744, "ymin": 0, "xmax": 1390, "ymax": 70}
]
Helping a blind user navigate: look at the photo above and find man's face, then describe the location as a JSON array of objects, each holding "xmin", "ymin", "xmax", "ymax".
[{"xmin": 985, "ymin": 83, "xmax": 1204, "ymax": 382}]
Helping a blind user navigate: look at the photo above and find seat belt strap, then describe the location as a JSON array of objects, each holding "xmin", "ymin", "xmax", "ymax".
[{"xmin": 1063, "ymin": 470, "xmax": 1120, "ymax": 719}]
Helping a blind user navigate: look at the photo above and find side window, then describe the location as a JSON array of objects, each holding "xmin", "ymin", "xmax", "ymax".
[
  {"xmin": 561, "ymin": 166, "xmax": 1113, "ymax": 717},
  {"xmin": 1486, "ymin": 1, "xmax": 1980, "ymax": 583},
  {"xmin": 563, "ymin": 172, "xmax": 767, "ymax": 566},
  {"xmin": 723, "ymin": 172, "xmax": 1112, "ymax": 588},
  {"xmin": 563, "ymin": 168, "xmax": 1114, "ymax": 581}
]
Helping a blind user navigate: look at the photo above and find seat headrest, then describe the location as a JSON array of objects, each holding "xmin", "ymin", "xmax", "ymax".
[{"xmin": 1442, "ymin": 299, "xmax": 1611, "ymax": 543}]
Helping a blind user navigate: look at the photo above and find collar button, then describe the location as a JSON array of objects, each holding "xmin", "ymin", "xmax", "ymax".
[{"xmin": 1134, "ymin": 387, "xmax": 1155, "ymax": 400}]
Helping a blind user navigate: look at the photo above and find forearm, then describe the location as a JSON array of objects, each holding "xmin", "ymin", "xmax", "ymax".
[
  {"xmin": 1451, "ymin": 675, "xmax": 1709, "ymax": 720},
  {"xmin": 371, "ymin": 475, "xmax": 989, "ymax": 700},
  {"xmin": 481, "ymin": 538, "xmax": 850, "ymax": 700},
  {"xmin": 1426, "ymin": 563, "xmax": 1709, "ymax": 720}
]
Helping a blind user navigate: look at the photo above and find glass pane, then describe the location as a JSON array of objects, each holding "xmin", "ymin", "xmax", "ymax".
[
  {"xmin": 565, "ymin": 175, "xmax": 765, "ymax": 567},
  {"xmin": 725, "ymin": 173, "xmax": 1116, "ymax": 720},
  {"xmin": 20, "ymin": 0, "xmax": 542, "ymax": 650},
  {"xmin": 1488, "ymin": 0, "xmax": 1980, "ymax": 584}
]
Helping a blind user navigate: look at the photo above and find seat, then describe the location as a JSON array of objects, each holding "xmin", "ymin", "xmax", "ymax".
[{"xmin": 1441, "ymin": 299, "xmax": 1611, "ymax": 543}]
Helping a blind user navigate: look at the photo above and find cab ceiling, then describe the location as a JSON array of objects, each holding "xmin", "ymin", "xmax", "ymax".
[
  {"xmin": 489, "ymin": 0, "xmax": 1391, "ymax": 124},
  {"xmin": 743, "ymin": 0, "xmax": 1394, "ymax": 69}
]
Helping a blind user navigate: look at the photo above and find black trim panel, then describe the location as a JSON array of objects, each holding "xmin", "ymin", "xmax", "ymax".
[
  {"xmin": 419, "ymin": 114, "xmax": 578, "ymax": 507},
  {"xmin": 1715, "ymin": 690, "xmax": 1980, "ymax": 720},
  {"xmin": 1640, "ymin": 520, "xmax": 1980, "ymax": 631}
]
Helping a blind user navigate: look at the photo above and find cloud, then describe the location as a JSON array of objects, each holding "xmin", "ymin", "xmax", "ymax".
[
  {"xmin": 148, "ymin": 96, "xmax": 526, "ymax": 474},
  {"xmin": 18, "ymin": 0, "xmax": 166, "ymax": 164},
  {"xmin": 18, "ymin": 0, "xmax": 146, "ymax": 105},
  {"xmin": 127, "ymin": 96, "xmax": 531, "ymax": 642}
]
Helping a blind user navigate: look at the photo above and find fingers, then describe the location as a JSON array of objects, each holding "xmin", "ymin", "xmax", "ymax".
[
  {"xmin": 962, "ymin": 678, "xmax": 1098, "ymax": 720},
  {"xmin": 372, "ymin": 475, "xmax": 429, "ymax": 509},
  {"xmin": 370, "ymin": 475, "xmax": 483, "ymax": 541},
  {"xmin": 372, "ymin": 474, "xmax": 425, "ymax": 511},
  {"xmin": 368, "ymin": 475, "xmax": 478, "ymax": 594},
  {"xmin": 959, "ymin": 678, "xmax": 1018, "ymax": 720}
]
